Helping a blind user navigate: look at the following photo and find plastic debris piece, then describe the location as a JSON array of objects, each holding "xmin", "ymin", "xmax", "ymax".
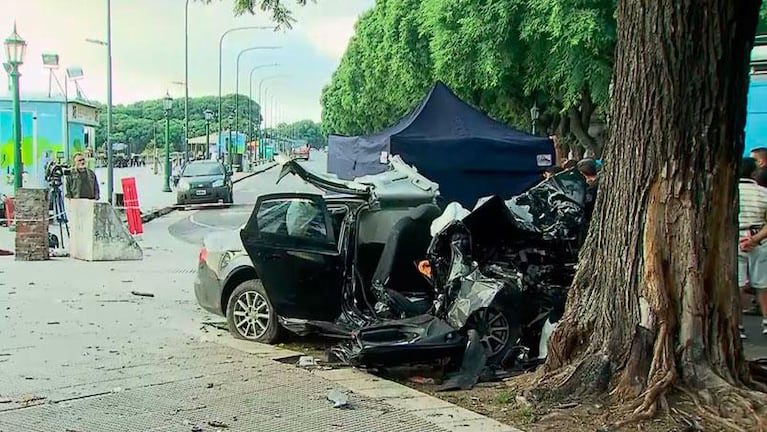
[
  {"xmin": 297, "ymin": 356, "xmax": 319, "ymax": 368},
  {"xmin": 326, "ymin": 388, "xmax": 349, "ymax": 408}
]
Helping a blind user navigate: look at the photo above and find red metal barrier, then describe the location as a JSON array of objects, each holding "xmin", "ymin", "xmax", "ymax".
[
  {"xmin": 121, "ymin": 177, "xmax": 143, "ymax": 235},
  {"xmin": 3, "ymin": 196, "xmax": 13, "ymax": 227}
]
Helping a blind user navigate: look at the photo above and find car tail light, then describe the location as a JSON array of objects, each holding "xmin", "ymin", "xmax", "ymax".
[{"xmin": 199, "ymin": 247, "xmax": 208, "ymax": 264}]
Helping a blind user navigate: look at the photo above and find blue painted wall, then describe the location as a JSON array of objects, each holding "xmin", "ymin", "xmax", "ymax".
[
  {"xmin": 0, "ymin": 100, "xmax": 65, "ymax": 193},
  {"xmin": 216, "ymin": 131, "xmax": 246, "ymax": 154},
  {"xmin": 746, "ymin": 75, "xmax": 767, "ymax": 155}
]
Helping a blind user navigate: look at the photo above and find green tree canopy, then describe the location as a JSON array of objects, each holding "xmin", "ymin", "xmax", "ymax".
[{"xmin": 318, "ymin": 0, "xmax": 617, "ymax": 158}]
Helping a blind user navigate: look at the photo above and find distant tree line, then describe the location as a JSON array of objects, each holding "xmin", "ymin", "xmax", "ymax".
[{"xmin": 91, "ymin": 95, "xmax": 323, "ymax": 154}]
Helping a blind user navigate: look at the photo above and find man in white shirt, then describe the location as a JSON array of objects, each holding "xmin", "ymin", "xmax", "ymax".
[{"xmin": 738, "ymin": 157, "xmax": 767, "ymax": 337}]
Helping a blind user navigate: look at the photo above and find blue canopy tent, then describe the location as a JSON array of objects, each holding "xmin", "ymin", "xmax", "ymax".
[{"xmin": 327, "ymin": 82, "xmax": 555, "ymax": 207}]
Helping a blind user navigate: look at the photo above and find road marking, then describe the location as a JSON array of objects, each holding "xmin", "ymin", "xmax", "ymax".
[{"xmin": 188, "ymin": 214, "xmax": 218, "ymax": 229}]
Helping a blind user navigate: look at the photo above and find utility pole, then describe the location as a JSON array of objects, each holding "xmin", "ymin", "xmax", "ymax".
[{"xmin": 106, "ymin": 0, "xmax": 114, "ymax": 203}]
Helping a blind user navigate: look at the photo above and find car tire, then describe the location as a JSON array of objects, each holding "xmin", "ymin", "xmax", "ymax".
[
  {"xmin": 225, "ymin": 279, "xmax": 280, "ymax": 343},
  {"xmin": 466, "ymin": 306, "xmax": 516, "ymax": 366}
]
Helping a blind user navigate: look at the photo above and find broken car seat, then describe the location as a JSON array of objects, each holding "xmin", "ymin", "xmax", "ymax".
[{"xmin": 371, "ymin": 203, "xmax": 442, "ymax": 316}]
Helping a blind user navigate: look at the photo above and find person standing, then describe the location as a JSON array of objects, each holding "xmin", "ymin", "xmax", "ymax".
[
  {"xmin": 737, "ymin": 157, "xmax": 767, "ymax": 338},
  {"xmin": 65, "ymin": 153, "xmax": 100, "ymax": 200},
  {"xmin": 577, "ymin": 158, "xmax": 599, "ymax": 222}
]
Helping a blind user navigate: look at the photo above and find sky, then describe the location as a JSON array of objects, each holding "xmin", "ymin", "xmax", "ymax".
[{"xmin": 0, "ymin": 0, "xmax": 374, "ymax": 123}]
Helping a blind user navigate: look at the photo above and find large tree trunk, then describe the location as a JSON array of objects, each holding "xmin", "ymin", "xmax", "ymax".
[{"xmin": 541, "ymin": 0, "xmax": 765, "ymax": 427}]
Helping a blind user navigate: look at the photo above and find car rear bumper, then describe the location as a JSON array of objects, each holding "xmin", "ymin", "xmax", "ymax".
[
  {"xmin": 194, "ymin": 262, "xmax": 225, "ymax": 316},
  {"xmin": 178, "ymin": 186, "xmax": 231, "ymax": 204}
]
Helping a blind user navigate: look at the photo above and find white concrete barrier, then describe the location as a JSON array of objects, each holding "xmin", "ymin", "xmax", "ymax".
[{"xmin": 66, "ymin": 198, "xmax": 143, "ymax": 261}]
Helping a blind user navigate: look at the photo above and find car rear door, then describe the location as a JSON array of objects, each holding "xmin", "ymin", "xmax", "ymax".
[{"xmin": 240, "ymin": 193, "xmax": 344, "ymax": 321}]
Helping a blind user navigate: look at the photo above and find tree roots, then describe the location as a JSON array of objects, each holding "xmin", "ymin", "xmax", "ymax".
[{"xmin": 524, "ymin": 349, "xmax": 767, "ymax": 431}]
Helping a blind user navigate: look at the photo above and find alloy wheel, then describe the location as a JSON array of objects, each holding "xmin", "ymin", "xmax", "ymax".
[
  {"xmin": 232, "ymin": 290, "xmax": 271, "ymax": 339},
  {"xmin": 470, "ymin": 308, "xmax": 511, "ymax": 357}
]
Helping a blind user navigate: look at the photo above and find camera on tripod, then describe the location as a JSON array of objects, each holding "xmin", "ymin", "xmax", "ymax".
[{"xmin": 44, "ymin": 161, "xmax": 72, "ymax": 187}]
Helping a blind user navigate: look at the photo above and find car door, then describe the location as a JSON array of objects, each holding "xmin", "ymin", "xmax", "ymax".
[{"xmin": 240, "ymin": 193, "xmax": 344, "ymax": 321}]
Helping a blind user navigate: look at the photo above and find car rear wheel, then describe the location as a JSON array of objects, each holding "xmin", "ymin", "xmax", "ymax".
[{"xmin": 226, "ymin": 279, "xmax": 280, "ymax": 343}]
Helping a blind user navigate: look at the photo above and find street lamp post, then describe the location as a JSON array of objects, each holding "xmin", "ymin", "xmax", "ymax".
[
  {"xmin": 227, "ymin": 113, "xmax": 234, "ymax": 171},
  {"xmin": 4, "ymin": 23, "xmax": 26, "ymax": 193},
  {"xmin": 84, "ymin": 2, "xmax": 114, "ymax": 203},
  {"xmin": 184, "ymin": 0, "xmax": 190, "ymax": 163},
  {"xmin": 248, "ymin": 64, "xmax": 280, "ymax": 161},
  {"xmin": 530, "ymin": 103, "xmax": 540, "ymax": 135},
  {"xmin": 257, "ymin": 75, "xmax": 288, "ymax": 161},
  {"xmin": 204, "ymin": 109, "xmax": 213, "ymax": 160},
  {"xmin": 234, "ymin": 48, "xmax": 280, "ymax": 150},
  {"xmin": 217, "ymin": 26, "xmax": 272, "ymax": 140},
  {"xmin": 163, "ymin": 93, "xmax": 173, "ymax": 193}
]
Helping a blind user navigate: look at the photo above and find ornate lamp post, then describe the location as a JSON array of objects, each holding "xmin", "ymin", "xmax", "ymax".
[
  {"xmin": 530, "ymin": 103, "xmax": 540, "ymax": 135},
  {"xmin": 204, "ymin": 109, "xmax": 214, "ymax": 160},
  {"xmin": 4, "ymin": 24, "xmax": 27, "ymax": 193},
  {"xmin": 162, "ymin": 92, "xmax": 173, "ymax": 192}
]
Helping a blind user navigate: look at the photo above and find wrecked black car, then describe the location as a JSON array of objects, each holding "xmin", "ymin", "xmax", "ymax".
[
  {"xmin": 236, "ymin": 157, "xmax": 587, "ymax": 374},
  {"xmin": 233, "ymin": 156, "xmax": 441, "ymax": 342},
  {"xmin": 333, "ymin": 169, "xmax": 587, "ymax": 370}
]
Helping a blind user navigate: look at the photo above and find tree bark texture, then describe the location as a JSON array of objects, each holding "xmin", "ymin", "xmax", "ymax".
[{"xmin": 543, "ymin": 0, "xmax": 764, "ymax": 424}]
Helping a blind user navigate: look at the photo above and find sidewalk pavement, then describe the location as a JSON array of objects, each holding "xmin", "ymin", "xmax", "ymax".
[{"xmin": 0, "ymin": 211, "xmax": 518, "ymax": 432}]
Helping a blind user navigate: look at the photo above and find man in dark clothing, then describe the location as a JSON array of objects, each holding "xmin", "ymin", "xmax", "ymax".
[
  {"xmin": 577, "ymin": 158, "xmax": 599, "ymax": 222},
  {"xmin": 65, "ymin": 153, "xmax": 100, "ymax": 200},
  {"xmin": 543, "ymin": 166, "xmax": 564, "ymax": 179}
]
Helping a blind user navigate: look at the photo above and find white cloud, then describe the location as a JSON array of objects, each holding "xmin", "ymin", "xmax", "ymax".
[{"xmin": 300, "ymin": 16, "xmax": 359, "ymax": 60}]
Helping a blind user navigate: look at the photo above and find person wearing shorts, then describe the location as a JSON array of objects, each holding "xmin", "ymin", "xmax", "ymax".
[{"xmin": 738, "ymin": 157, "xmax": 767, "ymax": 337}]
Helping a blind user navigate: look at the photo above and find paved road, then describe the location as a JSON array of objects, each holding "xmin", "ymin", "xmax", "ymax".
[{"xmin": 168, "ymin": 152, "xmax": 326, "ymax": 246}]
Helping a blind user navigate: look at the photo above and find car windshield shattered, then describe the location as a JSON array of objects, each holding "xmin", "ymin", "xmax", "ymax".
[
  {"xmin": 237, "ymin": 164, "xmax": 588, "ymax": 390},
  {"xmin": 183, "ymin": 162, "xmax": 224, "ymax": 177}
]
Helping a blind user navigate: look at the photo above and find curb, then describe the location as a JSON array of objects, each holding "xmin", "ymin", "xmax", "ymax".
[
  {"xmin": 140, "ymin": 162, "xmax": 278, "ymax": 224},
  {"xmin": 199, "ymin": 332, "xmax": 521, "ymax": 432}
]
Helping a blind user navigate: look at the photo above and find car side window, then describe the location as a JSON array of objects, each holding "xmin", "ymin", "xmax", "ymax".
[{"xmin": 257, "ymin": 198, "xmax": 329, "ymax": 242}]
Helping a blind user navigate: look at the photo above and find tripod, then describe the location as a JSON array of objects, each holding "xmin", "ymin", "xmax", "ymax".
[{"xmin": 49, "ymin": 182, "xmax": 70, "ymax": 249}]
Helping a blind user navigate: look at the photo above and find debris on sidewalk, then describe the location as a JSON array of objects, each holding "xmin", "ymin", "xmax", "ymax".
[
  {"xmin": 327, "ymin": 388, "xmax": 350, "ymax": 408},
  {"xmin": 47, "ymin": 321, "xmax": 60, "ymax": 325},
  {"xmin": 408, "ymin": 376, "xmax": 436, "ymax": 385},
  {"xmin": 130, "ymin": 291, "xmax": 155, "ymax": 298},
  {"xmin": 297, "ymin": 355, "xmax": 319, "ymax": 368},
  {"xmin": 0, "ymin": 397, "xmax": 12, "ymax": 403},
  {"xmin": 49, "ymin": 248, "xmax": 69, "ymax": 258},
  {"xmin": 207, "ymin": 420, "xmax": 229, "ymax": 428}
]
